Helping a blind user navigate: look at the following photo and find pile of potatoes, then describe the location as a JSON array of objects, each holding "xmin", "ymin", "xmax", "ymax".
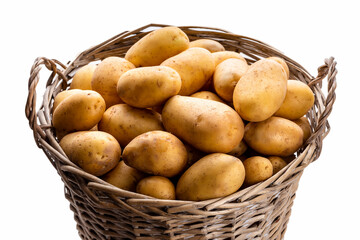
[{"xmin": 53, "ymin": 27, "xmax": 314, "ymax": 201}]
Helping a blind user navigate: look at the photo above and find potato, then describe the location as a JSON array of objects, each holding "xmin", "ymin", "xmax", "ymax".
[
  {"xmin": 91, "ymin": 57, "xmax": 135, "ymax": 108},
  {"xmin": 161, "ymin": 47, "xmax": 215, "ymax": 96},
  {"xmin": 243, "ymin": 156, "xmax": 273, "ymax": 185},
  {"xmin": 117, "ymin": 66, "xmax": 181, "ymax": 108},
  {"xmin": 233, "ymin": 59, "xmax": 288, "ymax": 122},
  {"xmin": 70, "ymin": 64, "xmax": 97, "ymax": 90},
  {"xmin": 53, "ymin": 90, "xmax": 106, "ymax": 137},
  {"xmin": 244, "ymin": 116, "xmax": 304, "ymax": 157},
  {"xmin": 212, "ymin": 51, "xmax": 247, "ymax": 66},
  {"xmin": 136, "ymin": 176, "xmax": 176, "ymax": 200},
  {"xmin": 227, "ymin": 140, "xmax": 248, "ymax": 159},
  {"xmin": 176, "ymin": 153, "xmax": 245, "ymax": 201},
  {"xmin": 52, "ymin": 89, "xmax": 82, "ymax": 112},
  {"xmin": 59, "ymin": 131, "xmax": 121, "ymax": 176},
  {"xmin": 102, "ymin": 161, "xmax": 146, "ymax": 191},
  {"xmin": 184, "ymin": 143, "xmax": 206, "ymax": 168},
  {"xmin": 123, "ymin": 131, "xmax": 188, "ymax": 177},
  {"xmin": 125, "ymin": 27, "xmax": 189, "ymax": 67},
  {"xmin": 268, "ymin": 56, "xmax": 290, "ymax": 79},
  {"xmin": 98, "ymin": 104, "xmax": 164, "ymax": 147},
  {"xmin": 189, "ymin": 39, "xmax": 225, "ymax": 53},
  {"xmin": 190, "ymin": 91, "xmax": 225, "ymax": 103},
  {"xmin": 162, "ymin": 95, "xmax": 244, "ymax": 153},
  {"xmin": 268, "ymin": 156, "xmax": 287, "ymax": 174},
  {"xmin": 275, "ymin": 80, "xmax": 315, "ymax": 120},
  {"xmin": 214, "ymin": 58, "xmax": 249, "ymax": 102},
  {"xmin": 293, "ymin": 116, "xmax": 312, "ymax": 143}
]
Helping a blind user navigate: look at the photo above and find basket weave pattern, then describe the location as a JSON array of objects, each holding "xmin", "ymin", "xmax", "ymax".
[{"xmin": 25, "ymin": 24, "xmax": 337, "ymax": 240}]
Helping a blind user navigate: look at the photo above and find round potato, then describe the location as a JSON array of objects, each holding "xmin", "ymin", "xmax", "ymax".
[
  {"xmin": 233, "ymin": 59, "xmax": 288, "ymax": 122},
  {"xmin": 214, "ymin": 58, "xmax": 249, "ymax": 102},
  {"xmin": 91, "ymin": 57, "xmax": 135, "ymax": 108},
  {"xmin": 102, "ymin": 161, "xmax": 146, "ymax": 191},
  {"xmin": 161, "ymin": 47, "xmax": 215, "ymax": 96},
  {"xmin": 189, "ymin": 39, "xmax": 225, "ymax": 53},
  {"xmin": 244, "ymin": 116, "xmax": 304, "ymax": 157},
  {"xmin": 190, "ymin": 91, "xmax": 225, "ymax": 103},
  {"xmin": 268, "ymin": 56, "xmax": 290, "ymax": 79},
  {"xmin": 117, "ymin": 66, "xmax": 181, "ymax": 108},
  {"xmin": 70, "ymin": 64, "xmax": 97, "ymax": 90},
  {"xmin": 125, "ymin": 27, "xmax": 189, "ymax": 67},
  {"xmin": 227, "ymin": 140, "xmax": 248, "ymax": 159},
  {"xmin": 212, "ymin": 51, "xmax": 247, "ymax": 66},
  {"xmin": 136, "ymin": 176, "xmax": 176, "ymax": 200},
  {"xmin": 52, "ymin": 90, "xmax": 106, "ymax": 137},
  {"xmin": 98, "ymin": 104, "xmax": 164, "ymax": 147},
  {"xmin": 293, "ymin": 116, "xmax": 312, "ymax": 143},
  {"xmin": 243, "ymin": 156, "xmax": 273, "ymax": 185},
  {"xmin": 60, "ymin": 131, "xmax": 121, "ymax": 176},
  {"xmin": 162, "ymin": 96, "xmax": 244, "ymax": 153},
  {"xmin": 52, "ymin": 89, "xmax": 82, "ymax": 112},
  {"xmin": 176, "ymin": 153, "xmax": 245, "ymax": 201},
  {"xmin": 123, "ymin": 131, "xmax": 188, "ymax": 177},
  {"xmin": 268, "ymin": 156, "xmax": 287, "ymax": 174},
  {"xmin": 275, "ymin": 80, "xmax": 315, "ymax": 120}
]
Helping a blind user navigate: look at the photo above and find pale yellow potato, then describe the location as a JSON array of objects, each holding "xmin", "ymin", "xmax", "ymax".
[
  {"xmin": 70, "ymin": 64, "xmax": 97, "ymax": 90},
  {"xmin": 161, "ymin": 47, "xmax": 215, "ymax": 96},
  {"xmin": 176, "ymin": 153, "xmax": 245, "ymax": 201},
  {"xmin": 212, "ymin": 51, "xmax": 247, "ymax": 66},
  {"xmin": 275, "ymin": 80, "xmax": 315, "ymax": 120},
  {"xmin": 190, "ymin": 91, "xmax": 225, "ymax": 103},
  {"xmin": 162, "ymin": 96, "xmax": 244, "ymax": 153},
  {"xmin": 214, "ymin": 58, "xmax": 249, "ymax": 102},
  {"xmin": 91, "ymin": 57, "xmax": 135, "ymax": 108},
  {"xmin": 227, "ymin": 140, "xmax": 248, "ymax": 159},
  {"xmin": 268, "ymin": 156, "xmax": 287, "ymax": 174},
  {"xmin": 244, "ymin": 116, "xmax": 304, "ymax": 157},
  {"xmin": 233, "ymin": 59, "xmax": 288, "ymax": 122},
  {"xmin": 98, "ymin": 104, "xmax": 164, "ymax": 147},
  {"xmin": 59, "ymin": 131, "xmax": 121, "ymax": 176},
  {"xmin": 243, "ymin": 156, "xmax": 273, "ymax": 185},
  {"xmin": 268, "ymin": 56, "xmax": 290, "ymax": 79},
  {"xmin": 52, "ymin": 90, "xmax": 106, "ymax": 137},
  {"xmin": 102, "ymin": 161, "xmax": 146, "ymax": 192},
  {"xmin": 122, "ymin": 131, "xmax": 188, "ymax": 177},
  {"xmin": 117, "ymin": 66, "xmax": 181, "ymax": 108},
  {"xmin": 53, "ymin": 89, "xmax": 82, "ymax": 112},
  {"xmin": 136, "ymin": 176, "xmax": 176, "ymax": 200},
  {"xmin": 125, "ymin": 27, "xmax": 189, "ymax": 67},
  {"xmin": 189, "ymin": 39, "xmax": 225, "ymax": 53},
  {"xmin": 293, "ymin": 116, "xmax": 312, "ymax": 143}
]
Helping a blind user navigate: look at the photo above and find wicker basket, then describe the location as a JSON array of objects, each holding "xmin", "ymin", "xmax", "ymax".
[{"xmin": 25, "ymin": 24, "xmax": 337, "ymax": 240}]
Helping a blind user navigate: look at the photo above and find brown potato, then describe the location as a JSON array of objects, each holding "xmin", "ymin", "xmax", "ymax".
[
  {"xmin": 293, "ymin": 116, "xmax": 312, "ymax": 143},
  {"xmin": 70, "ymin": 64, "xmax": 97, "ymax": 90},
  {"xmin": 243, "ymin": 156, "xmax": 273, "ymax": 185},
  {"xmin": 190, "ymin": 91, "xmax": 225, "ymax": 103},
  {"xmin": 189, "ymin": 39, "xmax": 225, "ymax": 52},
  {"xmin": 212, "ymin": 51, "xmax": 247, "ymax": 66},
  {"xmin": 136, "ymin": 176, "xmax": 176, "ymax": 200},
  {"xmin": 227, "ymin": 140, "xmax": 248, "ymax": 159},
  {"xmin": 268, "ymin": 156, "xmax": 287, "ymax": 174}
]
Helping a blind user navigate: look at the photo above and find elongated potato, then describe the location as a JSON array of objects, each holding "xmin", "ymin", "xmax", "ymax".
[
  {"xmin": 190, "ymin": 91, "xmax": 225, "ymax": 103},
  {"xmin": 161, "ymin": 47, "xmax": 215, "ymax": 96},
  {"xmin": 125, "ymin": 27, "xmax": 190, "ymax": 67},
  {"xmin": 293, "ymin": 116, "xmax": 312, "ymax": 143},
  {"xmin": 176, "ymin": 153, "xmax": 245, "ymax": 201},
  {"xmin": 98, "ymin": 104, "xmax": 164, "ymax": 147},
  {"xmin": 136, "ymin": 176, "xmax": 176, "ymax": 200},
  {"xmin": 123, "ymin": 131, "xmax": 188, "ymax": 177},
  {"xmin": 244, "ymin": 116, "xmax": 303, "ymax": 157},
  {"xmin": 70, "ymin": 64, "xmax": 97, "ymax": 90},
  {"xmin": 117, "ymin": 66, "xmax": 181, "ymax": 108},
  {"xmin": 212, "ymin": 51, "xmax": 247, "ymax": 66},
  {"xmin": 60, "ymin": 131, "xmax": 121, "ymax": 176},
  {"xmin": 275, "ymin": 80, "xmax": 315, "ymax": 120},
  {"xmin": 162, "ymin": 95, "xmax": 244, "ymax": 153},
  {"xmin": 189, "ymin": 39, "xmax": 225, "ymax": 53},
  {"xmin": 91, "ymin": 57, "xmax": 135, "ymax": 108},
  {"xmin": 233, "ymin": 59, "xmax": 288, "ymax": 122}
]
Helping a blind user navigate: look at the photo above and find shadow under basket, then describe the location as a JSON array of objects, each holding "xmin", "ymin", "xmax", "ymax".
[{"xmin": 25, "ymin": 24, "xmax": 337, "ymax": 240}]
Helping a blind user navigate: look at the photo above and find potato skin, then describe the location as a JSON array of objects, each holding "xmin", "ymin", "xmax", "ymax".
[
  {"xmin": 227, "ymin": 140, "xmax": 248, "ymax": 159},
  {"xmin": 268, "ymin": 56, "xmax": 290, "ymax": 79},
  {"xmin": 161, "ymin": 47, "xmax": 215, "ymax": 96},
  {"xmin": 293, "ymin": 116, "xmax": 312, "ymax": 143},
  {"xmin": 244, "ymin": 116, "xmax": 304, "ymax": 157},
  {"xmin": 53, "ymin": 90, "xmax": 106, "ymax": 135},
  {"xmin": 190, "ymin": 91, "xmax": 225, "ymax": 103},
  {"xmin": 233, "ymin": 59, "xmax": 288, "ymax": 122},
  {"xmin": 268, "ymin": 156, "xmax": 287, "ymax": 174},
  {"xmin": 212, "ymin": 51, "xmax": 247, "ymax": 66},
  {"xmin": 275, "ymin": 80, "xmax": 315, "ymax": 120},
  {"xmin": 52, "ymin": 89, "xmax": 82, "ymax": 112},
  {"xmin": 70, "ymin": 64, "xmax": 97, "ymax": 90},
  {"xmin": 98, "ymin": 104, "xmax": 164, "ymax": 147},
  {"xmin": 176, "ymin": 153, "xmax": 245, "ymax": 201},
  {"xmin": 189, "ymin": 39, "xmax": 225, "ymax": 53},
  {"xmin": 243, "ymin": 156, "xmax": 273, "ymax": 185},
  {"xmin": 125, "ymin": 27, "xmax": 190, "ymax": 67},
  {"xmin": 214, "ymin": 58, "xmax": 249, "ymax": 102},
  {"xmin": 117, "ymin": 66, "xmax": 181, "ymax": 108},
  {"xmin": 91, "ymin": 57, "xmax": 135, "ymax": 108},
  {"xmin": 162, "ymin": 95, "xmax": 244, "ymax": 153},
  {"xmin": 60, "ymin": 131, "xmax": 121, "ymax": 176},
  {"xmin": 122, "ymin": 131, "xmax": 188, "ymax": 178},
  {"xmin": 136, "ymin": 176, "xmax": 176, "ymax": 200}
]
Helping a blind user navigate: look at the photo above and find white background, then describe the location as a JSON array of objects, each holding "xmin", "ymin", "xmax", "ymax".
[{"xmin": 1, "ymin": 0, "xmax": 358, "ymax": 239}]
